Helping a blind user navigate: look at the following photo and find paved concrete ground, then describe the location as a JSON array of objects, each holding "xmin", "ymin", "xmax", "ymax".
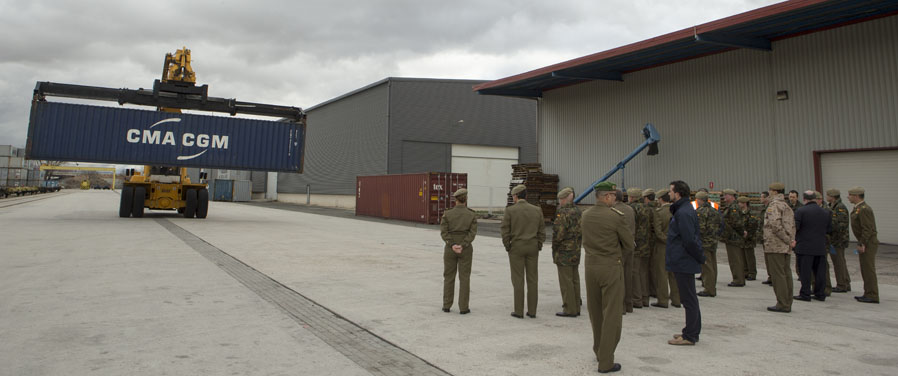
[{"xmin": 2, "ymin": 191, "xmax": 897, "ymax": 375}]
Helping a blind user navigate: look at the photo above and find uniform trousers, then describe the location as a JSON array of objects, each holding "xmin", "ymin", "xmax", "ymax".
[
  {"xmin": 586, "ymin": 262, "xmax": 623, "ymax": 372},
  {"xmin": 742, "ymin": 246, "xmax": 757, "ymax": 279},
  {"xmin": 674, "ymin": 272, "xmax": 701, "ymax": 343},
  {"xmin": 767, "ymin": 253, "xmax": 793, "ymax": 311},
  {"xmin": 725, "ymin": 243, "xmax": 746, "ymax": 284},
  {"xmin": 508, "ymin": 247, "xmax": 539, "ymax": 315},
  {"xmin": 556, "ymin": 264, "xmax": 581, "ymax": 315},
  {"xmin": 443, "ymin": 246, "xmax": 473, "ymax": 310},
  {"xmin": 830, "ymin": 247, "xmax": 851, "ymax": 290},
  {"xmin": 622, "ymin": 249, "xmax": 634, "ymax": 312},
  {"xmin": 859, "ymin": 242, "xmax": 879, "ymax": 301},
  {"xmin": 700, "ymin": 246, "xmax": 718, "ymax": 295},
  {"xmin": 634, "ymin": 255, "xmax": 651, "ymax": 306},
  {"xmin": 651, "ymin": 243, "xmax": 670, "ymax": 305}
]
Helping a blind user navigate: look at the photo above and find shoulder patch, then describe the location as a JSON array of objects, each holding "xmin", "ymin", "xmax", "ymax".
[{"xmin": 611, "ymin": 207, "xmax": 625, "ymax": 216}]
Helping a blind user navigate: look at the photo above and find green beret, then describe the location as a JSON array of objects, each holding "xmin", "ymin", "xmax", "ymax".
[
  {"xmin": 453, "ymin": 188, "xmax": 468, "ymax": 198},
  {"xmin": 594, "ymin": 181, "xmax": 616, "ymax": 192},
  {"xmin": 769, "ymin": 182, "xmax": 785, "ymax": 190},
  {"xmin": 557, "ymin": 187, "xmax": 574, "ymax": 200},
  {"xmin": 695, "ymin": 191, "xmax": 709, "ymax": 200},
  {"xmin": 814, "ymin": 191, "xmax": 823, "ymax": 199},
  {"xmin": 722, "ymin": 189, "xmax": 737, "ymax": 195},
  {"xmin": 737, "ymin": 196, "xmax": 750, "ymax": 203},
  {"xmin": 826, "ymin": 188, "xmax": 840, "ymax": 197},
  {"xmin": 626, "ymin": 188, "xmax": 643, "ymax": 198},
  {"xmin": 511, "ymin": 184, "xmax": 526, "ymax": 195},
  {"xmin": 848, "ymin": 186, "xmax": 865, "ymax": 195},
  {"xmin": 642, "ymin": 188, "xmax": 655, "ymax": 196}
]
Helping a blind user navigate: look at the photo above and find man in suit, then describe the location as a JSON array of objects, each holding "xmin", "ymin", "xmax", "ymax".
[
  {"xmin": 793, "ymin": 190, "xmax": 832, "ymax": 302},
  {"xmin": 501, "ymin": 184, "xmax": 546, "ymax": 318}
]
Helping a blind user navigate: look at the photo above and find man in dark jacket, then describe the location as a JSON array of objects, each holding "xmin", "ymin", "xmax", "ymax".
[
  {"xmin": 666, "ymin": 181, "xmax": 705, "ymax": 346},
  {"xmin": 793, "ymin": 190, "xmax": 832, "ymax": 302}
]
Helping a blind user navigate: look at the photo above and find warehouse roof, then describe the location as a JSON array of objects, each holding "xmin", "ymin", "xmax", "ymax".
[
  {"xmin": 473, "ymin": 0, "xmax": 898, "ymax": 97},
  {"xmin": 306, "ymin": 77, "xmax": 487, "ymax": 112}
]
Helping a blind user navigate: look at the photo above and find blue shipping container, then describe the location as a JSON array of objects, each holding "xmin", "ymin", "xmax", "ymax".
[
  {"xmin": 213, "ymin": 179, "xmax": 234, "ymax": 201},
  {"xmin": 26, "ymin": 101, "xmax": 305, "ymax": 172}
]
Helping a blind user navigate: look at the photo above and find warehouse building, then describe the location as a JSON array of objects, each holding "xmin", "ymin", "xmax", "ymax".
[
  {"xmin": 276, "ymin": 77, "xmax": 537, "ymax": 209},
  {"xmin": 474, "ymin": 0, "xmax": 898, "ymax": 243}
]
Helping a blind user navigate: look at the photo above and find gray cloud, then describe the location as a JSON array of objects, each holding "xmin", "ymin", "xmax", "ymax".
[{"xmin": 0, "ymin": 0, "xmax": 778, "ymax": 146}]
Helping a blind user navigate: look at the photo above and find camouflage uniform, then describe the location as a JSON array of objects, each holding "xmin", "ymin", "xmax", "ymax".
[
  {"xmin": 763, "ymin": 191, "xmax": 795, "ymax": 312},
  {"xmin": 630, "ymin": 200, "xmax": 653, "ymax": 307},
  {"xmin": 652, "ymin": 202, "xmax": 679, "ymax": 307},
  {"xmin": 696, "ymin": 200, "xmax": 721, "ymax": 295},
  {"xmin": 553, "ymin": 202, "xmax": 583, "ymax": 315},
  {"xmin": 615, "ymin": 201, "xmax": 636, "ymax": 313},
  {"xmin": 722, "ymin": 201, "xmax": 747, "ymax": 285},
  {"xmin": 828, "ymin": 196, "xmax": 851, "ymax": 291}
]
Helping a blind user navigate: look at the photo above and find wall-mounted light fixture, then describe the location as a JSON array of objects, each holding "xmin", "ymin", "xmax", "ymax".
[{"xmin": 776, "ymin": 90, "xmax": 789, "ymax": 101}]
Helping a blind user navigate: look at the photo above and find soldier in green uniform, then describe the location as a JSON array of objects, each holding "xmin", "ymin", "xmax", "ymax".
[
  {"xmin": 826, "ymin": 189, "xmax": 851, "ymax": 293},
  {"xmin": 721, "ymin": 189, "xmax": 746, "ymax": 287},
  {"xmin": 501, "ymin": 184, "xmax": 546, "ymax": 318},
  {"xmin": 764, "ymin": 182, "xmax": 795, "ymax": 313},
  {"xmin": 615, "ymin": 190, "xmax": 636, "ymax": 314},
  {"xmin": 642, "ymin": 188, "xmax": 657, "ymax": 298},
  {"xmin": 440, "ymin": 188, "xmax": 478, "ymax": 314},
  {"xmin": 848, "ymin": 187, "xmax": 879, "ymax": 304},
  {"xmin": 696, "ymin": 191, "xmax": 721, "ymax": 297},
  {"xmin": 628, "ymin": 188, "xmax": 652, "ymax": 309},
  {"xmin": 738, "ymin": 196, "xmax": 760, "ymax": 282},
  {"xmin": 553, "ymin": 187, "xmax": 582, "ymax": 317},
  {"xmin": 582, "ymin": 181, "xmax": 632, "ymax": 374},
  {"xmin": 651, "ymin": 191, "xmax": 680, "ymax": 308}
]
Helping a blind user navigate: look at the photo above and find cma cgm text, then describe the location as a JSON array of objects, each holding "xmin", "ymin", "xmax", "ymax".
[{"xmin": 126, "ymin": 129, "xmax": 229, "ymax": 149}]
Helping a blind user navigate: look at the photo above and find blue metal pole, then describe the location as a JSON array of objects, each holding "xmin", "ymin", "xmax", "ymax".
[{"xmin": 573, "ymin": 123, "xmax": 660, "ymax": 204}]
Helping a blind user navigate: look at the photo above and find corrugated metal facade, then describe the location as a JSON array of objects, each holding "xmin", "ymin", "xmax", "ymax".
[
  {"xmin": 278, "ymin": 82, "xmax": 390, "ymax": 195},
  {"xmin": 539, "ymin": 15, "xmax": 898, "ymax": 203},
  {"xmin": 278, "ymin": 78, "xmax": 537, "ymax": 196}
]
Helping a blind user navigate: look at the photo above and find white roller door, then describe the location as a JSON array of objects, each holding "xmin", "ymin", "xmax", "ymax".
[
  {"xmin": 820, "ymin": 149, "xmax": 898, "ymax": 244},
  {"xmin": 451, "ymin": 144, "xmax": 518, "ymax": 210}
]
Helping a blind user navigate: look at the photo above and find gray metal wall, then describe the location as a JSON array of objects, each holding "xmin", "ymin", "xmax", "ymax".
[
  {"xmin": 278, "ymin": 83, "xmax": 390, "ymax": 195},
  {"xmin": 387, "ymin": 79, "xmax": 537, "ymax": 174},
  {"xmin": 539, "ymin": 15, "xmax": 898, "ymax": 203}
]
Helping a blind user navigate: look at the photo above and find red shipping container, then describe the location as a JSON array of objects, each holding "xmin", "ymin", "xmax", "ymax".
[{"xmin": 356, "ymin": 172, "xmax": 468, "ymax": 224}]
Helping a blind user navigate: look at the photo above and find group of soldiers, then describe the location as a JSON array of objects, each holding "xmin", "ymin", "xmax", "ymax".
[{"xmin": 439, "ymin": 181, "xmax": 880, "ymax": 373}]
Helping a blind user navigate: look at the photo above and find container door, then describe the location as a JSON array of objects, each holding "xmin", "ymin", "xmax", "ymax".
[{"xmin": 213, "ymin": 179, "xmax": 234, "ymax": 201}]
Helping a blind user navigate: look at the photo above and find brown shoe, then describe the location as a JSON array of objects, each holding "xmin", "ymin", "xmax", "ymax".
[
  {"xmin": 673, "ymin": 334, "xmax": 683, "ymax": 339},
  {"xmin": 668, "ymin": 337, "xmax": 695, "ymax": 345}
]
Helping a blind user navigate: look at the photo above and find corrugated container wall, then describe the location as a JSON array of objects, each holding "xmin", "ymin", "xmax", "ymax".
[
  {"xmin": 279, "ymin": 82, "xmax": 389, "ymax": 195},
  {"xmin": 356, "ymin": 173, "xmax": 467, "ymax": 224},
  {"xmin": 27, "ymin": 102, "xmax": 305, "ymax": 172},
  {"xmin": 538, "ymin": 15, "xmax": 898, "ymax": 204},
  {"xmin": 233, "ymin": 180, "xmax": 252, "ymax": 202}
]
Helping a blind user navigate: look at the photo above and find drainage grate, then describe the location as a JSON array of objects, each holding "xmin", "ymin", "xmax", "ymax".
[{"xmin": 156, "ymin": 218, "xmax": 451, "ymax": 376}]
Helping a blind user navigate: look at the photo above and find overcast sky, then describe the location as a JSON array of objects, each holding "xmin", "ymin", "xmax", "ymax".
[{"xmin": 0, "ymin": 0, "xmax": 780, "ymax": 147}]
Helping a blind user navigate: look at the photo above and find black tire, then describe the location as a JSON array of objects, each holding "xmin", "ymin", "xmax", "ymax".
[
  {"xmin": 196, "ymin": 189, "xmax": 209, "ymax": 219},
  {"xmin": 132, "ymin": 186, "xmax": 146, "ymax": 218},
  {"xmin": 184, "ymin": 189, "xmax": 197, "ymax": 218},
  {"xmin": 119, "ymin": 186, "xmax": 134, "ymax": 218}
]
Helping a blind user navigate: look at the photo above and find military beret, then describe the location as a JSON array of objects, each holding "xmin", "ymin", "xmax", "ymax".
[
  {"xmin": 814, "ymin": 191, "xmax": 823, "ymax": 199},
  {"xmin": 511, "ymin": 184, "xmax": 526, "ymax": 195},
  {"xmin": 848, "ymin": 186, "xmax": 865, "ymax": 195},
  {"xmin": 594, "ymin": 181, "xmax": 616, "ymax": 192},
  {"xmin": 722, "ymin": 189, "xmax": 737, "ymax": 196},
  {"xmin": 626, "ymin": 188, "xmax": 643, "ymax": 198},
  {"xmin": 737, "ymin": 196, "xmax": 750, "ymax": 203},
  {"xmin": 695, "ymin": 191, "xmax": 709, "ymax": 200},
  {"xmin": 453, "ymin": 188, "xmax": 468, "ymax": 198},
  {"xmin": 642, "ymin": 188, "xmax": 655, "ymax": 196},
  {"xmin": 557, "ymin": 187, "xmax": 574, "ymax": 199},
  {"xmin": 826, "ymin": 188, "xmax": 840, "ymax": 197},
  {"xmin": 769, "ymin": 182, "xmax": 785, "ymax": 190}
]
